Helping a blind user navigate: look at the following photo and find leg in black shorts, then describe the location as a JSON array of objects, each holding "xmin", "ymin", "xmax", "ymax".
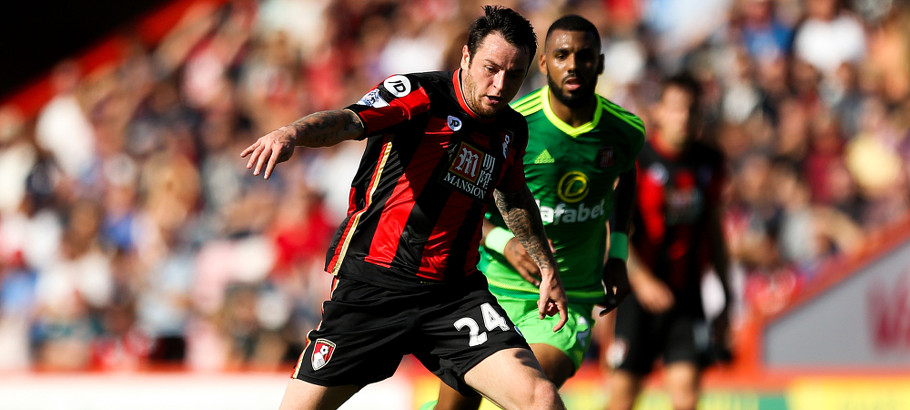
[
  {"xmin": 607, "ymin": 295, "xmax": 699, "ymax": 375},
  {"xmin": 292, "ymin": 274, "xmax": 530, "ymax": 395}
]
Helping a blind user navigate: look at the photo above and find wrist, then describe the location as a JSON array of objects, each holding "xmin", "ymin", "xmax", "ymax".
[
  {"xmin": 278, "ymin": 126, "xmax": 294, "ymax": 144},
  {"xmin": 484, "ymin": 226, "xmax": 514, "ymax": 255},
  {"xmin": 608, "ymin": 232, "xmax": 629, "ymax": 261}
]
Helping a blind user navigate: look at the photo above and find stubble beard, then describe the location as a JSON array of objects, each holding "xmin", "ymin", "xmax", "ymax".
[{"xmin": 547, "ymin": 75, "xmax": 594, "ymax": 109}]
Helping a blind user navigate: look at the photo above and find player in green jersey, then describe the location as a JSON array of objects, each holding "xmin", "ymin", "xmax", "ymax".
[{"xmin": 428, "ymin": 15, "xmax": 645, "ymax": 410}]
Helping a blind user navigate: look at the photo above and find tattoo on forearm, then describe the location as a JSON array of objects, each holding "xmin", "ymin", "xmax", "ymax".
[
  {"xmin": 495, "ymin": 189, "xmax": 555, "ymax": 271},
  {"xmin": 292, "ymin": 110, "xmax": 362, "ymax": 147}
]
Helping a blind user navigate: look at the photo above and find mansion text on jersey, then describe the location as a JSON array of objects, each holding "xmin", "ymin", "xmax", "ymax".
[
  {"xmin": 442, "ymin": 172, "xmax": 488, "ymax": 200},
  {"xmin": 536, "ymin": 198, "xmax": 606, "ymax": 225}
]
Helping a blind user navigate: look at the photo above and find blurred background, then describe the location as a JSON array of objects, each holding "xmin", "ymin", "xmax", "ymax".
[{"xmin": 1, "ymin": 0, "xmax": 909, "ymax": 408}]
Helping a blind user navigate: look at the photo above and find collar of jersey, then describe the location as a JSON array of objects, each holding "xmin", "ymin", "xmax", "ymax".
[
  {"xmin": 541, "ymin": 85, "xmax": 603, "ymax": 138},
  {"xmin": 453, "ymin": 69, "xmax": 495, "ymax": 123}
]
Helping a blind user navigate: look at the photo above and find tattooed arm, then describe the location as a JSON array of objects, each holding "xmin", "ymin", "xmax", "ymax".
[
  {"xmin": 494, "ymin": 186, "xmax": 568, "ymax": 331},
  {"xmin": 241, "ymin": 109, "xmax": 365, "ymax": 179}
]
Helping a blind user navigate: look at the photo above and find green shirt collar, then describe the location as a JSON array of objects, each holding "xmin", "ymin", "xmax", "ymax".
[{"xmin": 541, "ymin": 85, "xmax": 603, "ymax": 138}]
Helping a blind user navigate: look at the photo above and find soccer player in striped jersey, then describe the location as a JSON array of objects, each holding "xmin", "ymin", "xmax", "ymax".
[
  {"xmin": 431, "ymin": 15, "xmax": 645, "ymax": 410},
  {"xmin": 242, "ymin": 6, "xmax": 568, "ymax": 410},
  {"xmin": 606, "ymin": 74, "xmax": 732, "ymax": 410}
]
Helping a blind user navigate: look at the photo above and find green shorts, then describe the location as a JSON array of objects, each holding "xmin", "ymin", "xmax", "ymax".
[{"xmin": 493, "ymin": 292, "xmax": 595, "ymax": 371}]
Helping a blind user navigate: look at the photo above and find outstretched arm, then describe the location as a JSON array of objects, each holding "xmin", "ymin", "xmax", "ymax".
[
  {"xmin": 241, "ymin": 109, "xmax": 365, "ymax": 179},
  {"xmin": 494, "ymin": 186, "xmax": 567, "ymax": 331},
  {"xmin": 599, "ymin": 167, "xmax": 636, "ymax": 315}
]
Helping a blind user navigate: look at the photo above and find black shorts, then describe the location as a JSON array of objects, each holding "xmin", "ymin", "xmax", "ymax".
[
  {"xmin": 607, "ymin": 295, "xmax": 705, "ymax": 376},
  {"xmin": 291, "ymin": 274, "xmax": 529, "ymax": 395}
]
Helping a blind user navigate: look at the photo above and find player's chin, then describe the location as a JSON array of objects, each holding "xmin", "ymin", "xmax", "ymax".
[
  {"xmin": 479, "ymin": 102, "xmax": 504, "ymax": 116},
  {"xmin": 561, "ymin": 90, "xmax": 587, "ymax": 102}
]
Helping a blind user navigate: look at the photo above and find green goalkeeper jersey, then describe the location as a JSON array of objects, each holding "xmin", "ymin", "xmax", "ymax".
[{"xmin": 483, "ymin": 86, "xmax": 645, "ymax": 303}]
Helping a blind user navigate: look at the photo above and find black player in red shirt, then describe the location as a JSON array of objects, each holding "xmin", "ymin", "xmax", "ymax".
[
  {"xmin": 607, "ymin": 74, "xmax": 732, "ymax": 410},
  {"xmin": 241, "ymin": 6, "xmax": 568, "ymax": 410}
]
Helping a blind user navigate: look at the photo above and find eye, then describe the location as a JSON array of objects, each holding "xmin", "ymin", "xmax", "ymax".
[
  {"xmin": 484, "ymin": 66, "xmax": 496, "ymax": 74},
  {"xmin": 507, "ymin": 70, "xmax": 524, "ymax": 80},
  {"xmin": 576, "ymin": 50, "xmax": 597, "ymax": 63}
]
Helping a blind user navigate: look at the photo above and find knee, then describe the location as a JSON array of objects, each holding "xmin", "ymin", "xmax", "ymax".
[
  {"xmin": 607, "ymin": 372, "xmax": 640, "ymax": 410},
  {"xmin": 528, "ymin": 378, "xmax": 563, "ymax": 409},
  {"xmin": 607, "ymin": 391, "xmax": 636, "ymax": 410},
  {"xmin": 669, "ymin": 390, "xmax": 698, "ymax": 410},
  {"xmin": 670, "ymin": 390, "xmax": 698, "ymax": 410}
]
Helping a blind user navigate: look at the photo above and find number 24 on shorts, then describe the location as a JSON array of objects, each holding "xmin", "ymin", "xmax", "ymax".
[{"xmin": 454, "ymin": 303, "xmax": 511, "ymax": 346}]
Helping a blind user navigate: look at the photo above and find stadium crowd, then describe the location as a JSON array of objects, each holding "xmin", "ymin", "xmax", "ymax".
[{"xmin": 0, "ymin": 0, "xmax": 908, "ymax": 372}]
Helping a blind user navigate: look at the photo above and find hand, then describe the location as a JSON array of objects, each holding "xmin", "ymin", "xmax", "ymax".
[
  {"xmin": 598, "ymin": 258, "xmax": 631, "ymax": 316},
  {"xmin": 502, "ymin": 237, "xmax": 542, "ymax": 287},
  {"xmin": 629, "ymin": 271, "xmax": 674, "ymax": 313},
  {"xmin": 240, "ymin": 126, "xmax": 297, "ymax": 179},
  {"xmin": 537, "ymin": 266, "xmax": 568, "ymax": 332}
]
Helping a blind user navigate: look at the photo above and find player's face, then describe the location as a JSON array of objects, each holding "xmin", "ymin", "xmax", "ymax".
[
  {"xmin": 655, "ymin": 84, "xmax": 694, "ymax": 145},
  {"xmin": 460, "ymin": 32, "xmax": 531, "ymax": 117},
  {"xmin": 540, "ymin": 29, "xmax": 603, "ymax": 108}
]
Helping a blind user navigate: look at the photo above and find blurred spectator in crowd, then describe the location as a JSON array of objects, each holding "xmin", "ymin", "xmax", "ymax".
[
  {"xmin": 35, "ymin": 62, "xmax": 96, "ymax": 181},
  {"xmin": 794, "ymin": 0, "xmax": 866, "ymax": 80},
  {"xmin": 737, "ymin": 0, "xmax": 794, "ymax": 64}
]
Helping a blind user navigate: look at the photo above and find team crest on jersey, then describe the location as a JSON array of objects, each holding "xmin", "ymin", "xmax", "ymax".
[
  {"xmin": 356, "ymin": 89, "xmax": 389, "ymax": 108},
  {"xmin": 383, "ymin": 75, "xmax": 411, "ymax": 98},
  {"xmin": 441, "ymin": 141, "xmax": 498, "ymax": 201},
  {"xmin": 447, "ymin": 115, "xmax": 463, "ymax": 131},
  {"xmin": 311, "ymin": 339, "xmax": 336, "ymax": 371},
  {"xmin": 597, "ymin": 145, "xmax": 615, "ymax": 168}
]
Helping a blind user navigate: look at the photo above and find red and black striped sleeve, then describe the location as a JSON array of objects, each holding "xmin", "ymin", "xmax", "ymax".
[{"xmin": 345, "ymin": 74, "xmax": 431, "ymax": 138}]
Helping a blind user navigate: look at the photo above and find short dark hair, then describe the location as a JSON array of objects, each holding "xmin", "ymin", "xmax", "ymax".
[
  {"xmin": 662, "ymin": 72, "xmax": 701, "ymax": 114},
  {"xmin": 466, "ymin": 5, "xmax": 537, "ymax": 64},
  {"xmin": 545, "ymin": 15, "xmax": 601, "ymax": 51},
  {"xmin": 662, "ymin": 72, "xmax": 702, "ymax": 136}
]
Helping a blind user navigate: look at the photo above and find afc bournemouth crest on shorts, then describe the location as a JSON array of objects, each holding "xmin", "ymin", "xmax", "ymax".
[
  {"xmin": 311, "ymin": 338, "xmax": 336, "ymax": 371},
  {"xmin": 606, "ymin": 338, "xmax": 628, "ymax": 369}
]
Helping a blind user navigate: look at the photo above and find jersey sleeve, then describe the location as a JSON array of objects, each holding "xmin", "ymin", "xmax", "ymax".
[
  {"xmin": 345, "ymin": 74, "xmax": 431, "ymax": 139},
  {"xmin": 495, "ymin": 115, "xmax": 529, "ymax": 193},
  {"xmin": 627, "ymin": 125, "xmax": 646, "ymax": 171},
  {"xmin": 635, "ymin": 149, "xmax": 666, "ymax": 243}
]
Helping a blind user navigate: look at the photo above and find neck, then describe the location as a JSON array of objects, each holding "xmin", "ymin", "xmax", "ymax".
[
  {"xmin": 547, "ymin": 88, "xmax": 596, "ymax": 127},
  {"xmin": 458, "ymin": 69, "xmax": 482, "ymax": 117},
  {"xmin": 654, "ymin": 129, "xmax": 685, "ymax": 156}
]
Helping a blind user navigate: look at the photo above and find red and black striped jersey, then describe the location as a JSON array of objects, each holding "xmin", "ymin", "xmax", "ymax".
[
  {"xmin": 634, "ymin": 137, "xmax": 726, "ymax": 310},
  {"xmin": 324, "ymin": 70, "xmax": 529, "ymax": 290}
]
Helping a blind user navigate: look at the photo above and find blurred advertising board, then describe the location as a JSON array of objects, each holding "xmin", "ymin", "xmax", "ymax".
[{"xmin": 764, "ymin": 239, "xmax": 910, "ymax": 367}]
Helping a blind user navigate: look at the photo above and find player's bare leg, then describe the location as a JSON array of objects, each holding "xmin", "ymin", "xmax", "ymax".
[
  {"xmin": 435, "ymin": 384, "xmax": 482, "ymax": 410},
  {"xmin": 607, "ymin": 369, "xmax": 642, "ymax": 410},
  {"xmin": 528, "ymin": 343, "xmax": 575, "ymax": 387},
  {"xmin": 434, "ymin": 342, "xmax": 573, "ymax": 410},
  {"xmin": 463, "ymin": 347, "xmax": 565, "ymax": 410},
  {"xmin": 664, "ymin": 362, "xmax": 699, "ymax": 410},
  {"xmin": 278, "ymin": 378, "xmax": 360, "ymax": 410}
]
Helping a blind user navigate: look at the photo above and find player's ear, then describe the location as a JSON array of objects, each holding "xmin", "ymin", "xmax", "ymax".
[
  {"xmin": 538, "ymin": 51, "xmax": 547, "ymax": 76},
  {"xmin": 597, "ymin": 53, "xmax": 605, "ymax": 76},
  {"xmin": 461, "ymin": 45, "xmax": 471, "ymax": 71}
]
